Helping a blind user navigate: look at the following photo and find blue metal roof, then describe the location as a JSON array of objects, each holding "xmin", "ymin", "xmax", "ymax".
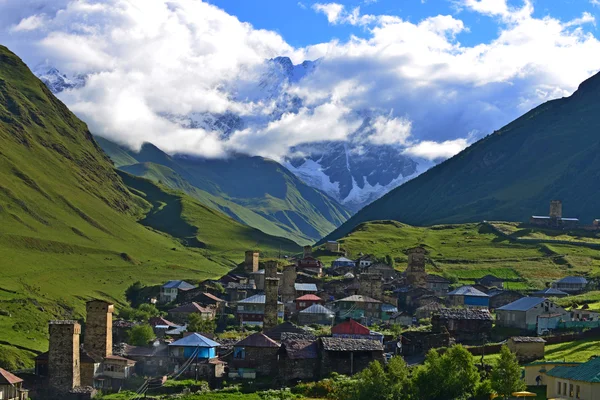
[
  {"xmin": 497, "ymin": 297, "xmax": 545, "ymax": 311},
  {"xmin": 533, "ymin": 288, "xmax": 568, "ymax": 296},
  {"xmin": 448, "ymin": 285, "xmax": 489, "ymax": 297},
  {"xmin": 299, "ymin": 304, "xmax": 334, "ymax": 315},
  {"xmin": 556, "ymin": 276, "xmax": 588, "ymax": 284},
  {"xmin": 169, "ymin": 333, "xmax": 220, "ymax": 348},
  {"xmin": 238, "ymin": 294, "xmax": 283, "ymax": 305},
  {"xmin": 295, "ymin": 283, "xmax": 318, "ymax": 292},
  {"xmin": 381, "ymin": 304, "xmax": 398, "ymax": 313},
  {"xmin": 162, "ymin": 280, "xmax": 195, "ymax": 290}
]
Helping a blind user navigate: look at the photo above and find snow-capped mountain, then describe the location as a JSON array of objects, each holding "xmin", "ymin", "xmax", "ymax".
[
  {"xmin": 35, "ymin": 56, "xmax": 426, "ymax": 212},
  {"xmin": 34, "ymin": 65, "xmax": 85, "ymax": 93}
]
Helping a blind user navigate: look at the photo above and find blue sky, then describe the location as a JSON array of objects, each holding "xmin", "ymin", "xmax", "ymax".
[{"xmin": 210, "ymin": 0, "xmax": 600, "ymax": 49}]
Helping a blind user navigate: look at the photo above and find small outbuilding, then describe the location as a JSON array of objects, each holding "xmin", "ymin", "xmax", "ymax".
[
  {"xmin": 507, "ymin": 336, "xmax": 546, "ymax": 363},
  {"xmin": 298, "ymin": 304, "xmax": 335, "ymax": 326}
]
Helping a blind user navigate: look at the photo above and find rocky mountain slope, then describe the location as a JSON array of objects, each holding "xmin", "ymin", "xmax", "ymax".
[
  {"xmin": 321, "ymin": 71, "xmax": 600, "ymax": 242},
  {"xmin": 96, "ymin": 137, "xmax": 351, "ymax": 245}
]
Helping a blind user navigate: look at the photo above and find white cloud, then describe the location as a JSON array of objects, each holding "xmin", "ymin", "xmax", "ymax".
[
  {"xmin": 10, "ymin": 14, "xmax": 46, "ymax": 32},
  {"xmin": 368, "ymin": 115, "xmax": 412, "ymax": 145},
  {"xmin": 403, "ymin": 138, "xmax": 470, "ymax": 160},
  {"xmin": 312, "ymin": 3, "xmax": 376, "ymax": 26}
]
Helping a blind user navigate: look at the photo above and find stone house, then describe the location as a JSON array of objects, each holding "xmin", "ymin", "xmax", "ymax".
[
  {"xmin": 366, "ymin": 263, "xmax": 397, "ymax": 280},
  {"xmin": 332, "ymin": 257, "xmax": 355, "ymax": 269},
  {"xmin": 159, "ymin": 280, "xmax": 195, "ymax": 304},
  {"xmin": 476, "ymin": 275, "xmax": 504, "ymax": 289},
  {"xmin": 356, "ymin": 255, "xmax": 376, "ymax": 269},
  {"xmin": 426, "ymin": 275, "xmax": 450, "ymax": 296},
  {"xmin": 545, "ymin": 357, "xmax": 600, "ymax": 400},
  {"xmin": 277, "ymin": 333, "xmax": 319, "ymax": 382},
  {"xmin": 552, "ymin": 276, "xmax": 588, "ymax": 293},
  {"xmin": 121, "ymin": 342, "xmax": 171, "ymax": 376},
  {"xmin": 432, "ymin": 308, "xmax": 493, "ymax": 343},
  {"xmin": 298, "ymin": 304, "xmax": 335, "ymax": 326},
  {"xmin": 415, "ymin": 301, "xmax": 445, "ymax": 319},
  {"xmin": 447, "ymin": 286, "xmax": 490, "ymax": 308},
  {"xmin": 294, "ymin": 283, "xmax": 318, "ymax": 298},
  {"xmin": 295, "ymin": 294, "xmax": 323, "ymax": 311},
  {"xmin": 507, "ymin": 336, "xmax": 545, "ymax": 363},
  {"xmin": 496, "ymin": 297, "xmax": 567, "ymax": 331},
  {"xmin": 168, "ymin": 333, "xmax": 224, "ymax": 380},
  {"xmin": 178, "ymin": 291, "xmax": 226, "ymax": 314},
  {"xmin": 319, "ymin": 337, "xmax": 384, "ymax": 377},
  {"xmin": 488, "ymin": 289, "xmax": 524, "ymax": 309},
  {"xmin": 325, "ymin": 241, "xmax": 341, "ymax": 253},
  {"xmin": 264, "ymin": 322, "xmax": 310, "ymax": 341},
  {"xmin": 0, "ymin": 368, "xmax": 28, "ymax": 400},
  {"xmin": 230, "ymin": 333, "xmax": 280, "ymax": 377},
  {"xmin": 296, "ymin": 256, "xmax": 323, "ymax": 277},
  {"xmin": 389, "ymin": 311, "xmax": 413, "ymax": 326},
  {"xmin": 236, "ymin": 294, "xmax": 284, "ymax": 326},
  {"xmin": 168, "ymin": 302, "xmax": 215, "ymax": 324},
  {"xmin": 334, "ymin": 295, "xmax": 382, "ymax": 321},
  {"xmin": 225, "ymin": 282, "xmax": 257, "ymax": 303},
  {"xmin": 396, "ymin": 286, "xmax": 435, "ymax": 312},
  {"xmin": 401, "ymin": 330, "xmax": 452, "ymax": 356},
  {"xmin": 532, "ymin": 287, "xmax": 569, "ymax": 298}
]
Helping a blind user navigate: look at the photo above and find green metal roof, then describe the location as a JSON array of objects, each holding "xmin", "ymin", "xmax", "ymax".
[{"xmin": 546, "ymin": 357, "xmax": 600, "ymax": 383}]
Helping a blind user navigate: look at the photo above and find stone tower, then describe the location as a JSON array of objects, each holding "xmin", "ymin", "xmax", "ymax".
[
  {"xmin": 550, "ymin": 200, "xmax": 562, "ymax": 219},
  {"xmin": 303, "ymin": 245, "xmax": 313, "ymax": 258},
  {"xmin": 84, "ymin": 299, "xmax": 114, "ymax": 360},
  {"xmin": 359, "ymin": 273, "xmax": 383, "ymax": 301},
  {"xmin": 405, "ymin": 247, "xmax": 428, "ymax": 287},
  {"xmin": 263, "ymin": 260, "xmax": 280, "ymax": 330},
  {"xmin": 245, "ymin": 250, "xmax": 259, "ymax": 273},
  {"xmin": 281, "ymin": 265, "xmax": 297, "ymax": 303},
  {"xmin": 48, "ymin": 320, "xmax": 81, "ymax": 393}
]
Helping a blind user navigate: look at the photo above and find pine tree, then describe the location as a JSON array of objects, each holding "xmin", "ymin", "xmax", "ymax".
[{"xmin": 491, "ymin": 345, "xmax": 526, "ymax": 399}]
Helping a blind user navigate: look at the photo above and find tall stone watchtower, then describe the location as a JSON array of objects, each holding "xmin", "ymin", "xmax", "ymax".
[
  {"xmin": 84, "ymin": 299, "xmax": 114, "ymax": 360},
  {"xmin": 303, "ymin": 245, "xmax": 313, "ymax": 258},
  {"xmin": 263, "ymin": 260, "xmax": 280, "ymax": 330},
  {"xmin": 359, "ymin": 273, "xmax": 383, "ymax": 301},
  {"xmin": 48, "ymin": 320, "xmax": 81, "ymax": 393},
  {"xmin": 405, "ymin": 247, "xmax": 428, "ymax": 287},
  {"xmin": 245, "ymin": 250, "xmax": 259, "ymax": 273},
  {"xmin": 550, "ymin": 200, "xmax": 562, "ymax": 219},
  {"xmin": 281, "ymin": 265, "xmax": 297, "ymax": 303}
]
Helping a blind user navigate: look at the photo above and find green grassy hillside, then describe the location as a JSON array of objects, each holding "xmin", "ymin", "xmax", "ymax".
[
  {"xmin": 0, "ymin": 45, "xmax": 299, "ymax": 369},
  {"xmin": 96, "ymin": 137, "xmax": 351, "ymax": 245},
  {"xmin": 332, "ymin": 220, "xmax": 600, "ymax": 289},
  {"xmin": 322, "ymin": 71, "xmax": 600, "ymax": 242}
]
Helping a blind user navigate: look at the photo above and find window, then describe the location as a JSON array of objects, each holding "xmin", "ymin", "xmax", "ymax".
[
  {"xmin": 557, "ymin": 381, "xmax": 561, "ymax": 395},
  {"xmin": 563, "ymin": 382, "xmax": 567, "ymax": 395},
  {"xmin": 569, "ymin": 383, "xmax": 573, "ymax": 397},
  {"xmin": 234, "ymin": 347, "xmax": 246, "ymax": 359},
  {"xmin": 576, "ymin": 385, "xmax": 580, "ymax": 399}
]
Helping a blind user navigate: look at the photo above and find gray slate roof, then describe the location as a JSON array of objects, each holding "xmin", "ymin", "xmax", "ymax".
[
  {"xmin": 320, "ymin": 337, "xmax": 383, "ymax": 352},
  {"xmin": 497, "ymin": 297, "xmax": 546, "ymax": 312},
  {"xmin": 295, "ymin": 283, "xmax": 318, "ymax": 292},
  {"xmin": 510, "ymin": 336, "xmax": 546, "ymax": 343},
  {"xmin": 336, "ymin": 295, "xmax": 381, "ymax": 303},
  {"xmin": 436, "ymin": 308, "xmax": 493, "ymax": 321},
  {"xmin": 448, "ymin": 285, "xmax": 489, "ymax": 297},
  {"xmin": 238, "ymin": 293, "xmax": 283, "ymax": 305}
]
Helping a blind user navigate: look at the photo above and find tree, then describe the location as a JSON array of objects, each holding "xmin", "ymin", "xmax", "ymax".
[
  {"xmin": 128, "ymin": 324, "xmax": 155, "ymax": 346},
  {"xmin": 385, "ymin": 255, "xmax": 395, "ymax": 268},
  {"xmin": 125, "ymin": 281, "xmax": 144, "ymax": 306},
  {"xmin": 386, "ymin": 356, "xmax": 412, "ymax": 400},
  {"xmin": 188, "ymin": 313, "xmax": 216, "ymax": 334},
  {"xmin": 491, "ymin": 345, "xmax": 526, "ymax": 399}
]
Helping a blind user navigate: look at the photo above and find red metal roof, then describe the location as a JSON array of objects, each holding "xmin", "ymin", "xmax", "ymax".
[
  {"xmin": 295, "ymin": 294, "xmax": 322, "ymax": 302},
  {"xmin": 331, "ymin": 319, "xmax": 370, "ymax": 335},
  {"xmin": 0, "ymin": 368, "xmax": 23, "ymax": 385}
]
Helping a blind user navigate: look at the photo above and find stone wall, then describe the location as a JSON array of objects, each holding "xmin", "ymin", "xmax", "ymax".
[
  {"xmin": 263, "ymin": 276, "xmax": 280, "ymax": 330},
  {"xmin": 281, "ymin": 266, "xmax": 297, "ymax": 304},
  {"xmin": 320, "ymin": 350, "xmax": 384, "ymax": 377},
  {"xmin": 48, "ymin": 321, "xmax": 81, "ymax": 393},
  {"xmin": 245, "ymin": 251, "xmax": 259, "ymax": 273}
]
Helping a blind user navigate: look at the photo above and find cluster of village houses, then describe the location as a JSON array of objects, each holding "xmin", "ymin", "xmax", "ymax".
[{"xmin": 3, "ymin": 238, "xmax": 600, "ymax": 400}]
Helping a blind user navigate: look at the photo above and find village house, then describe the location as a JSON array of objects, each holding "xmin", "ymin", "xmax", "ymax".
[
  {"xmin": 97, "ymin": 355, "xmax": 136, "ymax": 390},
  {"xmin": 447, "ymin": 286, "xmax": 490, "ymax": 308},
  {"xmin": 496, "ymin": 297, "xmax": 567, "ymax": 331},
  {"xmin": 112, "ymin": 319, "xmax": 136, "ymax": 343},
  {"xmin": 366, "ymin": 263, "xmax": 397, "ymax": 280},
  {"xmin": 523, "ymin": 361, "xmax": 581, "ymax": 387},
  {"xmin": 400, "ymin": 330, "xmax": 452, "ymax": 356},
  {"xmin": 298, "ymin": 304, "xmax": 335, "ymax": 326},
  {"xmin": 236, "ymin": 293, "xmax": 284, "ymax": 326},
  {"xmin": 356, "ymin": 255, "xmax": 376, "ymax": 269},
  {"xmin": 334, "ymin": 295, "xmax": 382, "ymax": 322},
  {"xmin": 277, "ymin": 333, "xmax": 319, "ymax": 382},
  {"xmin": 530, "ymin": 200, "xmax": 579, "ymax": 229},
  {"xmin": 230, "ymin": 333, "xmax": 280, "ymax": 378},
  {"xmin": 296, "ymin": 256, "xmax": 324, "ymax": 276},
  {"xmin": 167, "ymin": 302, "xmax": 215, "ymax": 324},
  {"xmin": 432, "ymin": 308, "xmax": 493, "ymax": 343},
  {"xmin": 319, "ymin": 337, "xmax": 385, "ymax": 377},
  {"xmin": 396, "ymin": 286, "xmax": 436, "ymax": 312},
  {"xmin": 168, "ymin": 333, "xmax": 224, "ymax": 380},
  {"xmin": 294, "ymin": 283, "xmax": 318, "ymax": 298},
  {"xmin": 415, "ymin": 301, "xmax": 445, "ymax": 319},
  {"xmin": 571, "ymin": 308, "xmax": 600, "ymax": 321},
  {"xmin": 532, "ymin": 287, "xmax": 569, "ymax": 298},
  {"xmin": 121, "ymin": 342, "xmax": 171, "ymax": 376},
  {"xmin": 249, "ymin": 269, "xmax": 283, "ymax": 291},
  {"xmin": 264, "ymin": 321, "xmax": 310, "ymax": 341},
  {"xmin": 389, "ymin": 311, "xmax": 414, "ymax": 326},
  {"xmin": 426, "ymin": 275, "xmax": 451, "ymax": 296},
  {"xmin": 325, "ymin": 240, "xmax": 341, "ymax": 253},
  {"xmin": 332, "ymin": 257, "xmax": 355, "ymax": 269},
  {"xmin": 178, "ymin": 291, "xmax": 226, "ymax": 314},
  {"xmin": 295, "ymin": 294, "xmax": 324, "ymax": 311},
  {"xmin": 545, "ymin": 357, "xmax": 600, "ymax": 400},
  {"xmin": 552, "ymin": 276, "xmax": 588, "ymax": 294},
  {"xmin": 331, "ymin": 319, "xmax": 383, "ymax": 342},
  {"xmin": 381, "ymin": 303, "xmax": 399, "ymax": 321},
  {"xmin": 488, "ymin": 289, "xmax": 524, "ymax": 309},
  {"xmin": 225, "ymin": 281, "xmax": 257, "ymax": 303},
  {"xmin": 159, "ymin": 280, "xmax": 196, "ymax": 304},
  {"xmin": 476, "ymin": 275, "xmax": 504, "ymax": 289},
  {"xmin": 507, "ymin": 336, "xmax": 545, "ymax": 363},
  {"xmin": 0, "ymin": 368, "xmax": 28, "ymax": 400}
]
